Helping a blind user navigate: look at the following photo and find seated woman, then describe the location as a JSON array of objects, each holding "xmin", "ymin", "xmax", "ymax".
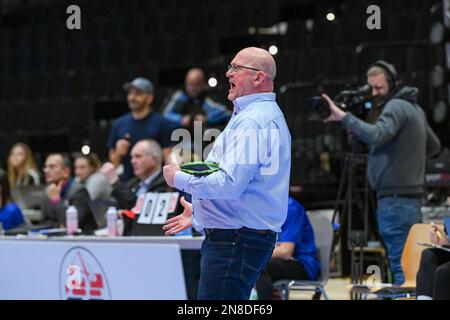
[
  {"xmin": 255, "ymin": 196, "xmax": 320, "ymax": 300},
  {"xmin": 74, "ymin": 153, "xmax": 112, "ymax": 202},
  {"xmin": 416, "ymin": 223, "xmax": 450, "ymax": 300},
  {"xmin": 0, "ymin": 169, "xmax": 25, "ymax": 231},
  {"xmin": 7, "ymin": 143, "xmax": 41, "ymax": 187}
]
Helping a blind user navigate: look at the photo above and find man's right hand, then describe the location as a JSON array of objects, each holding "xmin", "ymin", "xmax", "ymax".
[
  {"xmin": 46, "ymin": 180, "xmax": 64, "ymax": 201},
  {"xmin": 115, "ymin": 139, "xmax": 130, "ymax": 157},
  {"xmin": 162, "ymin": 196, "xmax": 193, "ymax": 235},
  {"xmin": 430, "ymin": 224, "xmax": 448, "ymax": 246},
  {"xmin": 100, "ymin": 162, "xmax": 119, "ymax": 185}
]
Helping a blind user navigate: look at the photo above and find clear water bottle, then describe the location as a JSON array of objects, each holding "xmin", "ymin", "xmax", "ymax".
[
  {"xmin": 116, "ymin": 217, "xmax": 124, "ymax": 236},
  {"xmin": 106, "ymin": 206, "xmax": 118, "ymax": 237},
  {"xmin": 66, "ymin": 206, "xmax": 78, "ymax": 235},
  {"xmin": 250, "ymin": 287, "xmax": 258, "ymax": 300}
]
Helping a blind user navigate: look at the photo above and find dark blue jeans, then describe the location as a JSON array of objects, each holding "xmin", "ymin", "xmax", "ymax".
[
  {"xmin": 198, "ymin": 228, "xmax": 276, "ymax": 300},
  {"xmin": 377, "ymin": 196, "xmax": 422, "ymax": 285}
]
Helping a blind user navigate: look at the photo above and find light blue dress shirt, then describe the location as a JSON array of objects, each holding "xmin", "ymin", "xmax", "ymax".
[{"xmin": 174, "ymin": 92, "xmax": 291, "ymax": 232}]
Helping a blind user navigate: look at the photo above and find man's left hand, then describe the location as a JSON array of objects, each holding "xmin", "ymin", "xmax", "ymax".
[{"xmin": 322, "ymin": 93, "xmax": 347, "ymax": 122}]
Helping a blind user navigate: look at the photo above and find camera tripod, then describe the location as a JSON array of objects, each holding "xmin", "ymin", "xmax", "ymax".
[{"xmin": 332, "ymin": 152, "xmax": 379, "ymax": 299}]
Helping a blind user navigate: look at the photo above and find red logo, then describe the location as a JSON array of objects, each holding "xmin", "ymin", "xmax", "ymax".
[{"xmin": 59, "ymin": 247, "xmax": 111, "ymax": 300}]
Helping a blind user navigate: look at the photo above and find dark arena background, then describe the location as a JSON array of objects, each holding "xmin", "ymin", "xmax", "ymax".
[
  {"xmin": 1, "ymin": 0, "xmax": 447, "ymax": 197},
  {"xmin": 0, "ymin": 0, "xmax": 450, "ymax": 302}
]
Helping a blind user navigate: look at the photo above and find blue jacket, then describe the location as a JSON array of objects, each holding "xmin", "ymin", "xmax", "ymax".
[
  {"xmin": 163, "ymin": 90, "xmax": 230, "ymax": 127},
  {"xmin": 0, "ymin": 202, "xmax": 25, "ymax": 230},
  {"xmin": 278, "ymin": 197, "xmax": 320, "ymax": 280}
]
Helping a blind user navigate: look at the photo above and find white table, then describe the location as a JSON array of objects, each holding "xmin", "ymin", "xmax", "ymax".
[
  {"xmin": 7, "ymin": 235, "xmax": 205, "ymax": 249},
  {"xmin": 0, "ymin": 235, "xmax": 204, "ymax": 300}
]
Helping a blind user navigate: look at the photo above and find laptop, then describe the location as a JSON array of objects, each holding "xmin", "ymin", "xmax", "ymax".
[
  {"xmin": 89, "ymin": 199, "xmax": 117, "ymax": 229},
  {"xmin": 11, "ymin": 185, "xmax": 45, "ymax": 210}
]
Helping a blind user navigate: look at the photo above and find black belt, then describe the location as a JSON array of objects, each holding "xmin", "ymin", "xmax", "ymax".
[
  {"xmin": 378, "ymin": 193, "xmax": 423, "ymax": 200},
  {"xmin": 204, "ymin": 227, "xmax": 275, "ymax": 236}
]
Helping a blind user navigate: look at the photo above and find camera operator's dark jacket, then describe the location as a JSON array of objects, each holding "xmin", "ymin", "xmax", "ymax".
[{"xmin": 342, "ymin": 86, "xmax": 441, "ymax": 197}]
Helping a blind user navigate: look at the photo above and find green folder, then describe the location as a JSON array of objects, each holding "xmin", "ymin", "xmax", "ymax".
[{"xmin": 180, "ymin": 161, "xmax": 221, "ymax": 176}]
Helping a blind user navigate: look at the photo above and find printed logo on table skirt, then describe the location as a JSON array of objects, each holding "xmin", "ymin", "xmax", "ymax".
[{"xmin": 59, "ymin": 247, "xmax": 111, "ymax": 300}]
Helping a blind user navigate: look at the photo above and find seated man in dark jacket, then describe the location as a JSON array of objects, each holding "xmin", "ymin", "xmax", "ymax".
[
  {"xmin": 101, "ymin": 139, "xmax": 172, "ymax": 235},
  {"xmin": 41, "ymin": 153, "xmax": 98, "ymax": 234}
]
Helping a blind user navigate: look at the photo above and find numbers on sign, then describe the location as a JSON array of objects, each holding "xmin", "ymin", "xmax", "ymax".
[
  {"xmin": 157, "ymin": 200, "xmax": 166, "ymax": 218},
  {"xmin": 144, "ymin": 200, "xmax": 153, "ymax": 217}
]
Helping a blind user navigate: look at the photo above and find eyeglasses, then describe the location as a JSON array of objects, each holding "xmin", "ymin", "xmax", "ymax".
[
  {"xmin": 227, "ymin": 64, "xmax": 261, "ymax": 73},
  {"xmin": 43, "ymin": 164, "xmax": 58, "ymax": 170}
]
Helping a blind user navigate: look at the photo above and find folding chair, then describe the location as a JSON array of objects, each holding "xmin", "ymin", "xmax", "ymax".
[
  {"xmin": 351, "ymin": 223, "xmax": 431, "ymax": 299},
  {"xmin": 274, "ymin": 211, "xmax": 334, "ymax": 300}
]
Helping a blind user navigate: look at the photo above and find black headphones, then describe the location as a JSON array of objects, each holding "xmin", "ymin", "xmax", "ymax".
[{"xmin": 369, "ymin": 60, "xmax": 400, "ymax": 92}]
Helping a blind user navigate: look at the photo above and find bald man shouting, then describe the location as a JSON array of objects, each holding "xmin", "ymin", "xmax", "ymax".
[{"xmin": 163, "ymin": 47, "xmax": 292, "ymax": 300}]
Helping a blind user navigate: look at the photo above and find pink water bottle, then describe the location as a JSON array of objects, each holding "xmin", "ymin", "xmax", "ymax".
[
  {"xmin": 106, "ymin": 206, "xmax": 118, "ymax": 237},
  {"xmin": 66, "ymin": 206, "xmax": 78, "ymax": 235}
]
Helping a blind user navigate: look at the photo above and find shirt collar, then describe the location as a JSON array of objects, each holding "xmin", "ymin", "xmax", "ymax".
[
  {"xmin": 139, "ymin": 169, "xmax": 161, "ymax": 189},
  {"xmin": 232, "ymin": 92, "xmax": 276, "ymax": 114},
  {"xmin": 60, "ymin": 178, "xmax": 73, "ymax": 198}
]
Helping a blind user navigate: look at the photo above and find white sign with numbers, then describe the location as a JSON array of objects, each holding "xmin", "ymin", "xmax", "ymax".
[
  {"xmin": 137, "ymin": 192, "xmax": 179, "ymax": 225},
  {"xmin": 137, "ymin": 193, "xmax": 158, "ymax": 224},
  {"xmin": 151, "ymin": 193, "xmax": 172, "ymax": 224}
]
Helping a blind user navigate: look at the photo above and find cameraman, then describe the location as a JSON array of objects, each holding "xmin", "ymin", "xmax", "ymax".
[{"xmin": 322, "ymin": 61, "xmax": 441, "ymax": 285}]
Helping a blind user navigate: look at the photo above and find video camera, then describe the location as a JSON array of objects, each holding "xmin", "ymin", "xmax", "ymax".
[{"xmin": 306, "ymin": 84, "xmax": 373, "ymax": 121}]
